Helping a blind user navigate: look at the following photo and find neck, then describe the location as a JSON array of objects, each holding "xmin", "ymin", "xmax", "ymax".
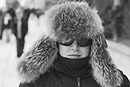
[{"xmin": 55, "ymin": 53, "xmax": 92, "ymax": 77}]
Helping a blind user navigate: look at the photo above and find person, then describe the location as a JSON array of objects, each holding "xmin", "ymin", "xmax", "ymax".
[
  {"xmin": 15, "ymin": 7, "xmax": 31, "ymax": 57},
  {"xmin": 17, "ymin": 1, "xmax": 130, "ymax": 87},
  {"xmin": 0, "ymin": 9, "xmax": 3, "ymax": 39},
  {"xmin": 0, "ymin": 7, "xmax": 16, "ymax": 42}
]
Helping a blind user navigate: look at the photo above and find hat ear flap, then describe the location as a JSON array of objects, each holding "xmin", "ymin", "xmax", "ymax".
[
  {"xmin": 18, "ymin": 35, "xmax": 58, "ymax": 82},
  {"xmin": 94, "ymin": 34, "xmax": 107, "ymax": 49},
  {"xmin": 90, "ymin": 34, "xmax": 123, "ymax": 87},
  {"xmin": 90, "ymin": 33, "xmax": 108, "ymax": 57}
]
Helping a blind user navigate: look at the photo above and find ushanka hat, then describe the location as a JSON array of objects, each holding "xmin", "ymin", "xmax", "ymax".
[{"xmin": 17, "ymin": 1, "xmax": 123, "ymax": 87}]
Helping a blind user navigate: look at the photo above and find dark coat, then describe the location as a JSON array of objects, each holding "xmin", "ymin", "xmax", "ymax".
[
  {"xmin": 19, "ymin": 66, "xmax": 130, "ymax": 87},
  {"xmin": 0, "ymin": 10, "xmax": 4, "ymax": 39},
  {"xmin": 17, "ymin": 2, "xmax": 130, "ymax": 87}
]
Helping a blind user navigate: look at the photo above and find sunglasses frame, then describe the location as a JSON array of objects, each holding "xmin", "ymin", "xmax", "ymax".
[{"xmin": 58, "ymin": 38, "xmax": 92, "ymax": 47}]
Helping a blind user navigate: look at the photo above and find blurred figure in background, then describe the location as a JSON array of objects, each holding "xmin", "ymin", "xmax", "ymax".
[
  {"xmin": 15, "ymin": 6, "xmax": 31, "ymax": 57},
  {"xmin": 0, "ymin": 7, "xmax": 16, "ymax": 42},
  {"xmin": 0, "ymin": 9, "xmax": 4, "ymax": 40},
  {"xmin": 3, "ymin": 13, "xmax": 12, "ymax": 42}
]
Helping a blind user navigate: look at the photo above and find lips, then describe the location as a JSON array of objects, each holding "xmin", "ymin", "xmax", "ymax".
[{"xmin": 68, "ymin": 54, "xmax": 81, "ymax": 57}]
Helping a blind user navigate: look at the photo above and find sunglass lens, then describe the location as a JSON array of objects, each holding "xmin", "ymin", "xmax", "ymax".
[
  {"xmin": 78, "ymin": 38, "xmax": 92, "ymax": 47},
  {"xmin": 59, "ymin": 40, "xmax": 73, "ymax": 46},
  {"xmin": 59, "ymin": 38, "xmax": 92, "ymax": 47}
]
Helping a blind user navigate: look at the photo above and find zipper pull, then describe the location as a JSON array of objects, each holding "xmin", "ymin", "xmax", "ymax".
[{"xmin": 77, "ymin": 77, "xmax": 80, "ymax": 87}]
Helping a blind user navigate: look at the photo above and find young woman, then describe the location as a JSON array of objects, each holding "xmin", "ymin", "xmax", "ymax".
[{"xmin": 18, "ymin": 1, "xmax": 130, "ymax": 87}]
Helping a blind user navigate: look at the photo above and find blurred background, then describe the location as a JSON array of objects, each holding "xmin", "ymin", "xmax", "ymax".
[{"xmin": 0, "ymin": 0, "xmax": 130, "ymax": 87}]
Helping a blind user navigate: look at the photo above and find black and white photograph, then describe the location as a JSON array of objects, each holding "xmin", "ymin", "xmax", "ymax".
[{"xmin": 0, "ymin": 0, "xmax": 130, "ymax": 87}]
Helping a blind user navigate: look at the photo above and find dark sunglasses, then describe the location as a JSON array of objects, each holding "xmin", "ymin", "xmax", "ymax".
[{"xmin": 58, "ymin": 38, "xmax": 92, "ymax": 47}]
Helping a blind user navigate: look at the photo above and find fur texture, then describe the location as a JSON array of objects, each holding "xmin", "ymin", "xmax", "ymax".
[{"xmin": 17, "ymin": 1, "xmax": 123, "ymax": 87}]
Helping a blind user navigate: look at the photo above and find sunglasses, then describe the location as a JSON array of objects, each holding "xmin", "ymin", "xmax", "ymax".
[{"xmin": 58, "ymin": 38, "xmax": 92, "ymax": 47}]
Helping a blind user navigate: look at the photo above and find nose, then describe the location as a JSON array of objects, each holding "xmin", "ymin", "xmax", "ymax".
[{"xmin": 70, "ymin": 41, "xmax": 79, "ymax": 51}]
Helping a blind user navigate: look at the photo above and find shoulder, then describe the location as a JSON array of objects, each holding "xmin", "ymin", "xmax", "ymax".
[
  {"xmin": 120, "ymin": 70, "xmax": 130, "ymax": 87},
  {"xmin": 18, "ymin": 70, "xmax": 56, "ymax": 87}
]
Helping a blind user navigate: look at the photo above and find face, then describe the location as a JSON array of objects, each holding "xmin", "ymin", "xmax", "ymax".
[
  {"xmin": 59, "ymin": 40, "xmax": 91, "ymax": 59},
  {"xmin": 16, "ymin": 8, "xmax": 23, "ymax": 19}
]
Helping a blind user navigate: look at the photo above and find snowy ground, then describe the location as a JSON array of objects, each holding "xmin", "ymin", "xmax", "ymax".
[
  {"xmin": 108, "ymin": 40, "xmax": 130, "ymax": 80},
  {"xmin": 0, "ymin": 16, "xmax": 130, "ymax": 87}
]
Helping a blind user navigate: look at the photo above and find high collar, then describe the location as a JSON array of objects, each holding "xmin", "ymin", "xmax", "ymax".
[{"xmin": 54, "ymin": 53, "xmax": 92, "ymax": 78}]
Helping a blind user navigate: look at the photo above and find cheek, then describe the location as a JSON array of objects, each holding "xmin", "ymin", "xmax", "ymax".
[
  {"xmin": 80, "ymin": 46, "xmax": 90, "ymax": 57},
  {"xmin": 59, "ymin": 45, "xmax": 70, "ymax": 57}
]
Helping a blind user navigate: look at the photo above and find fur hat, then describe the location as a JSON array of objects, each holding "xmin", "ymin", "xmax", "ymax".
[{"xmin": 17, "ymin": 1, "xmax": 123, "ymax": 87}]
